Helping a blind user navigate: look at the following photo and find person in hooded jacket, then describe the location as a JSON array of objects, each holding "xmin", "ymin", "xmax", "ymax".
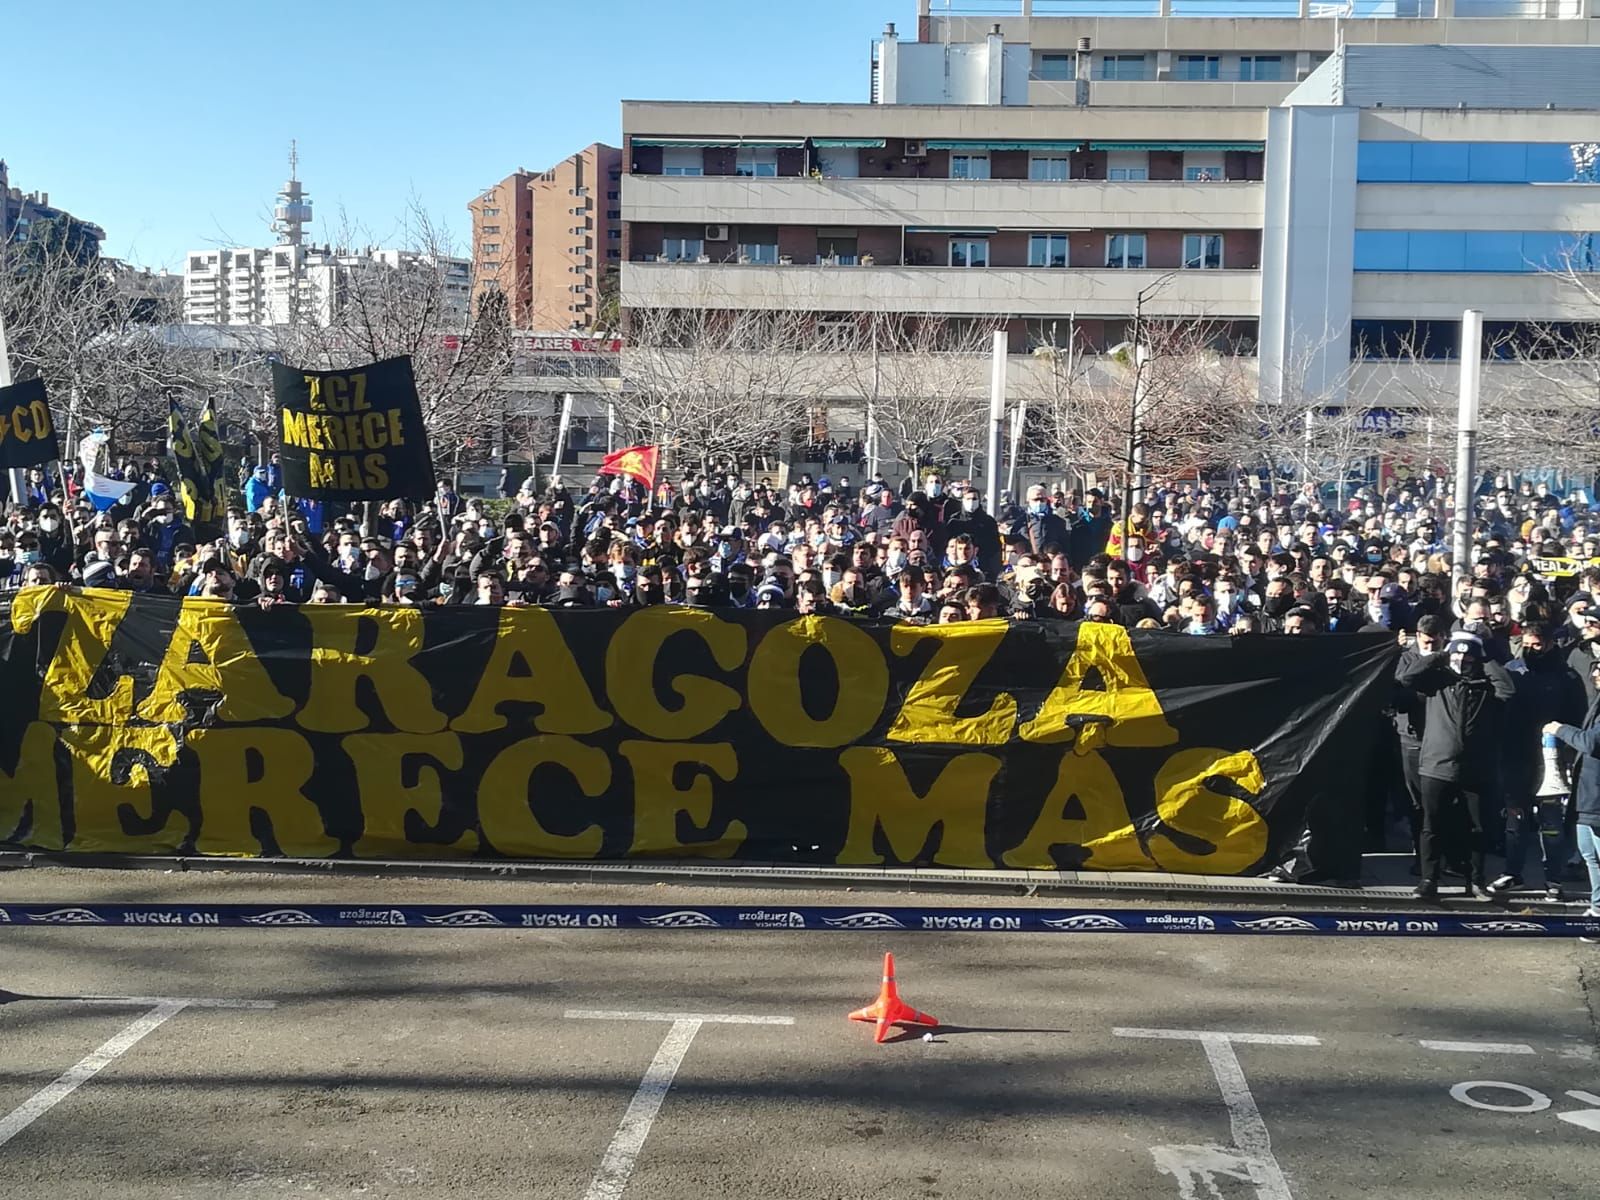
[
  {"xmin": 1545, "ymin": 658, "xmax": 1600, "ymax": 923},
  {"xmin": 1396, "ymin": 630, "xmax": 1517, "ymax": 899}
]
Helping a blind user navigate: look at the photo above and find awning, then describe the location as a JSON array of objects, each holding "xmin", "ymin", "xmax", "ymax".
[
  {"xmin": 1089, "ymin": 141, "xmax": 1264, "ymax": 152},
  {"xmin": 905, "ymin": 226, "xmax": 1000, "ymax": 235},
  {"xmin": 631, "ymin": 137, "xmax": 806, "ymax": 149},
  {"xmin": 925, "ymin": 140, "xmax": 1082, "ymax": 151},
  {"xmin": 812, "ymin": 138, "xmax": 885, "ymax": 148}
]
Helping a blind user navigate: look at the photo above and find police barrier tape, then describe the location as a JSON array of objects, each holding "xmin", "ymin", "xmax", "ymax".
[{"xmin": 0, "ymin": 903, "xmax": 1596, "ymax": 937}]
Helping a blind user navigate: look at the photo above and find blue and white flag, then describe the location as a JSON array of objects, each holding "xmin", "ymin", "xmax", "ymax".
[{"xmin": 77, "ymin": 429, "xmax": 135, "ymax": 512}]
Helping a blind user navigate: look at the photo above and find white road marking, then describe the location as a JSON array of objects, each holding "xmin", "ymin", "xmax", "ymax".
[
  {"xmin": 0, "ymin": 1001, "xmax": 187, "ymax": 1150},
  {"xmin": 1419, "ymin": 1040, "xmax": 1535, "ymax": 1055},
  {"xmin": 1117, "ymin": 1028, "xmax": 1319, "ymax": 1200},
  {"xmin": 1449, "ymin": 1081, "xmax": 1552, "ymax": 1113},
  {"xmin": 1559, "ymin": 1089, "xmax": 1600, "ymax": 1133},
  {"xmin": 55, "ymin": 996, "xmax": 277, "ymax": 1010},
  {"xmin": 566, "ymin": 1009, "xmax": 792, "ymax": 1200},
  {"xmin": 564, "ymin": 1009, "xmax": 793, "ymax": 1025},
  {"xmin": 1114, "ymin": 1028, "xmax": 1321, "ymax": 1047}
]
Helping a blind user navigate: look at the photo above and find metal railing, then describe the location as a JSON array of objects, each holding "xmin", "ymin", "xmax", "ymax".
[{"xmin": 928, "ymin": 0, "xmax": 1585, "ymax": 16}]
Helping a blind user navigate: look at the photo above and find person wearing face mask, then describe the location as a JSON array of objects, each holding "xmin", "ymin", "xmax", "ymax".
[
  {"xmin": 1491, "ymin": 623, "xmax": 1586, "ymax": 898},
  {"xmin": 1012, "ymin": 485, "xmax": 1069, "ymax": 559},
  {"xmin": 33, "ymin": 505, "xmax": 74, "ymax": 575},
  {"xmin": 944, "ymin": 486, "xmax": 1002, "ymax": 581},
  {"xmin": 1397, "ymin": 630, "xmax": 1517, "ymax": 899},
  {"xmin": 1258, "ymin": 577, "xmax": 1297, "ymax": 633}
]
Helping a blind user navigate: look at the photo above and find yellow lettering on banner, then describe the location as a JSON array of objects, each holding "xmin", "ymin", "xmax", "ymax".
[
  {"xmin": 363, "ymin": 454, "xmax": 388, "ymax": 491},
  {"xmin": 281, "ymin": 408, "xmax": 307, "ymax": 448},
  {"xmin": 337, "ymin": 455, "xmax": 365, "ymax": 491},
  {"xmin": 10, "ymin": 588, "xmax": 136, "ymax": 725},
  {"xmin": 386, "ymin": 406, "xmax": 405, "ymax": 446},
  {"xmin": 1148, "ymin": 747, "xmax": 1268, "ymax": 874},
  {"xmin": 1002, "ymin": 748, "xmax": 1149, "ymax": 870},
  {"xmin": 351, "ymin": 372, "xmax": 369, "ymax": 410},
  {"xmin": 748, "ymin": 616, "xmax": 886, "ymax": 748},
  {"xmin": 606, "ymin": 607, "xmax": 745, "ymax": 740},
  {"xmin": 452, "ymin": 606, "xmax": 610, "ymax": 734},
  {"xmin": 347, "ymin": 733, "xmax": 476, "ymax": 858},
  {"xmin": 297, "ymin": 606, "xmax": 446, "ymax": 733},
  {"xmin": 477, "ymin": 735, "xmax": 608, "ymax": 858},
  {"xmin": 191, "ymin": 727, "xmax": 338, "ymax": 857},
  {"xmin": 837, "ymin": 746, "xmax": 995, "ymax": 868},
  {"xmin": 887, "ymin": 622, "xmax": 1016, "ymax": 745},
  {"xmin": 621, "ymin": 740, "xmax": 744, "ymax": 858},
  {"xmin": 138, "ymin": 601, "xmax": 294, "ymax": 724},
  {"xmin": 0, "ymin": 721, "xmax": 63, "ymax": 850},
  {"xmin": 361, "ymin": 411, "xmax": 386, "ymax": 449},
  {"xmin": 64, "ymin": 725, "xmax": 187, "ymax": 854},
  {"xmin": 1017, "ymin": 621, "xmax": 1177, "ymax": 752}
]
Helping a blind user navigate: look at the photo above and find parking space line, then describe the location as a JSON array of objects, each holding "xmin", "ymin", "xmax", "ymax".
[
  {"xmin": 566, "ymin": 1009, "xmax": 793, "ymax": 1199},
  {"xmin": 565, "ymin": 1009, "xmax": 794, "ymax": 1025},
  {"xmin": 0, "ymin": 1001, "xmax": 187, "ymax": 1150},
  {"xmin": 1419, "ymin": 1040, "xmax": 1536, "ymax": 1054},
  {"xmin": 1116, "ymin": 1028, "xmax": 1321, "ymax": 1200}
]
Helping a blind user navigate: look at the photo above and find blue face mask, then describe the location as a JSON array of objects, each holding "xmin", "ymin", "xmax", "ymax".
[{"xmin": 1030, "ymin": 501, "xmax": 1050, "ymax": 516}]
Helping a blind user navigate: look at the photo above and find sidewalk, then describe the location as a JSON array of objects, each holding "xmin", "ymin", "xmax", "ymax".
[{"xmin": 0, "ymin": 848, "xmax": 1581, "ymax": 911}]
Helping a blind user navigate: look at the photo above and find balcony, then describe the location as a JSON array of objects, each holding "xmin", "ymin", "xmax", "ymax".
[
  {"xmin": 1352, "ymin": 272, "xmax": 1596, "ymax": 320},
  {"xmin": 624, "ymin": 176, "xmax": 1265, "ymax": 229},
  {"xmin": 623, "ymin": 260, "xmax": 1260, "ymax": 317}
]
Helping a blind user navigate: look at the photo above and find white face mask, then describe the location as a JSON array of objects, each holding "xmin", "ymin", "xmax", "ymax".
[
  {"xmin": 365, "ymin": 563, "xmax": 383, "ymax": 581},
  {"xmin": 823, "ymin": 570, "xmax": 841, "ymax": 588},
  {"xmin": 886, "ymin": 551, "xmax": 907, "ymax": 572},
  {"xmin": 1127, "ymin": 546, "xmax": 1145, "ymax": 562},
  {"xmin": 962, "ymin": 497, "xmax": 980, "ymax": 513},
  {"xmin": 230, "ymin": 529, "xmax": 250, "ymax": 548},
  {"xmin": 38, "ymin": 517, "xmax": 60, "ymax": 533}
]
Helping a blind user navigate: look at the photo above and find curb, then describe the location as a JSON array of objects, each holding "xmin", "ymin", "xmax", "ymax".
[{"xmin": 0, "ymin": 851, "xmax": 1578, "ymax": 913}]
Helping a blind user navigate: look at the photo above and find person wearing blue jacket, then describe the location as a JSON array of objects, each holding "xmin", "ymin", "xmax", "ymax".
[
  {"xmin": 1546, "ymin": 656, "xmax": 1600, "ymax": 921},
  {"xmin": 243, "ymin": 464, "xmax": 273, "ymax": 512}
]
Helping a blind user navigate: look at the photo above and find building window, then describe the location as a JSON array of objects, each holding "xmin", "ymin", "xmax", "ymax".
[
  {"xmin": 608, "ymin": 248, "xmax": 621, "ymax": 259},
  {"xmin": 608, "ymin": 228, "xmax": 622, "ymax": 239},
  {"xmin": 1238, "ymin": 55, "xmax": 1283, "ymax": 82},
  {"xmin": 817, "ymin": 233, "xmax": 859, "ymax": 264},
  {"xmin": 481, "ymin": 224, "xmax": 501, "ymax": 234},
  {"xmin": 1098, "ymin": 54, "xmax": 1146, "ymax": 81},
  {"xmin": 1029, "ymin": 155, "xmax": 1071, "ymax": 181},
  {"xmin": 1029, "ymin": 234, "xmax": 1069, "ymax": 268},
  {"xmin": 740, "ymin": 239, "xmax": 779, "ymax": 265},
  {"xmin": 1105, "ymin": 234, "xmax": 1147, "ymax": 269},
  {"xmin": 1183, "ymin": 156, "xmax": 1224, "ymax": 182},
  {"xmin": 1106, "ymin": 151, "xmax": 1149, "ymax": 182},
  {"xmin": 951, "ymin": 154, "xmax": 991, "ymax": 180},
  {"xmin": 1183, "ymin": 234, "xmax": 1223, "ymax": 269},
  {"xmin": 1034, "ymin": 53, "xmax": 1074, "ymax": 81},
  {"xmin": 662, "ymin": 236, "xmax": 703, "ymax": 262},
  {"xmin": 482, "ymin": 243, "xmax": 501, "ymax": 255},
  {"xmin": 950, "ymin": 239, "xmax": 990, "ymax": 268},
  {"xmin": 1177, "ymin": 55, "xmax": 1219, "ymax": 81},
  {"xmin": 607, "ymin": 190, "xmax": 620, "ymax": 200},
  {"xmin": 736, "ymin": 148, "xmax": 779, "ymax": 177},
  {"xmin": 663, "ymin": 148, "xmax": 703, "ymax": 176},
  {"xmin": 607, "ymin": 209, "xmax": 621, "ymax": 219}
]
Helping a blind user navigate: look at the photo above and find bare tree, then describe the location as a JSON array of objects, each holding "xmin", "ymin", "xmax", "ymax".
[
  {"xmin": 839, "ymin": 312, "xmax": 1003, "ymax": 483},
  {"xmin": 616, "ymin": 302, "xmax": 817, "ymax": 474},
  {"xmin": 266, "ymin": 204, "xmax": 516, "ymax": 478},
  {"xmin": 1021, "ymin": 285, "xmax": 1255, "ymax": 502}
]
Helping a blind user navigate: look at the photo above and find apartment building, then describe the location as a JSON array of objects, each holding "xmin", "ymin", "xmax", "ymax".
[
  {"xmin": 0, "ymin": 160, "xmax": 105, "ymax": 250},
  {"xmin": 469, "ymin": 169, "xmax": 535, "ymax": 324},
  {"xmin": 470, "ymin": 144, "xmax": 624, "ymax": 331},
  {"xmin": 621, "ymin": 0, "xmax": 1600, "ymax": 411}
]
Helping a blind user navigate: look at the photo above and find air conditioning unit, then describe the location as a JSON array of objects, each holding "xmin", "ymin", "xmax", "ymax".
[
  {"xmin": 705, "ymin": 224, "xmax": 729, "ymax": 241},
  {"xmin": 904, "ymin": 140, "xmax": 927, "ymax": 157}
]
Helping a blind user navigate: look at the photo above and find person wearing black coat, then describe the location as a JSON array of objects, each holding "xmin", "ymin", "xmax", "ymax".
[
  {"xmin": 1396, "ymin": 629, "xmax": 1516, "ymax": 899},
  {"xmin": 944, "ymin": 486, "xmax": 1003, "ymax": 581},
  {"xmin": 1012, "ymin": 485, "xmax": 1072, "ymax": 556},
  {"xmin": 1547, "ymin": 658, "xmax": 1600, "ymax": 916}
]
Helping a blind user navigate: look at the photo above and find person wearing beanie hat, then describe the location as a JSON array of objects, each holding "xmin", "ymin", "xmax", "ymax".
[{"xmin": 1397, "ymin": 625, "xmax": 1517, "ymax": 900}]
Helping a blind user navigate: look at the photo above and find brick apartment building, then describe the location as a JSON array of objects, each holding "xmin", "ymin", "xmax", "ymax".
[{"xmin": 470, "ymin": 143, "xmax": 624, "ymax": 330}]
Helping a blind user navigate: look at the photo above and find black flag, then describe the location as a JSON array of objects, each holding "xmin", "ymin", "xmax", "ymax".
[
  {"xmin": 0, "ymin": 379, "xmax": 62, "ymax": 469},
  {"xmin": 271, "ymin": 356, "xmax": 435, "ymax": 500}
]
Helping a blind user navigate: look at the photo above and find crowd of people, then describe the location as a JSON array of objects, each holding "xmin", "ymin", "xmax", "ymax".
[{"xmin": 4, "ymin": 454, "xmax": 1600, "ymax": 913}]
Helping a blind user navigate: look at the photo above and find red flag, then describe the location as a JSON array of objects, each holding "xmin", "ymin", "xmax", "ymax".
[{"xmin": 597, "ymin": 445, "xmax": 659, "ymax": 490}]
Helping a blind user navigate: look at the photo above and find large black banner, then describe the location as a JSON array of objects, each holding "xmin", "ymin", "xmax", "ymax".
[
  {"xmin": 271, "ymin": 356, "xmax": 434, "ymax": 500},
  {"xmin": 0, "ymin": 379, "xmax": 61, "ymax": 470},
  {"xmin": 0, "ymin": 589, "xmax": 1396, "ymax": 874}
]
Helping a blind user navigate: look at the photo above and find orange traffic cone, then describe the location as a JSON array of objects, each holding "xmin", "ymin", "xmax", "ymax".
[{"xmin": 849, "ymin": 952, "xmax": 939, "ymax": 1044}]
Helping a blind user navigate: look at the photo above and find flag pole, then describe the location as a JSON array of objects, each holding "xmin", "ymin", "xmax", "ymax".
[{"xmin": 0, "ymin": 307, "xmax": 25, "ymax": 506}]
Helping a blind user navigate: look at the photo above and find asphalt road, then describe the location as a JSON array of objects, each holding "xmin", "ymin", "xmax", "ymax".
[{"xmin": 1, "ymin": 868, "xmax": 1598, "ymax": 1200}]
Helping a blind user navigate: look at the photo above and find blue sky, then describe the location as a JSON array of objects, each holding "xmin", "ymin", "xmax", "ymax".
[{"xmin": 6, "ymin": 0, "xmax": 907, "ymax": 269}]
